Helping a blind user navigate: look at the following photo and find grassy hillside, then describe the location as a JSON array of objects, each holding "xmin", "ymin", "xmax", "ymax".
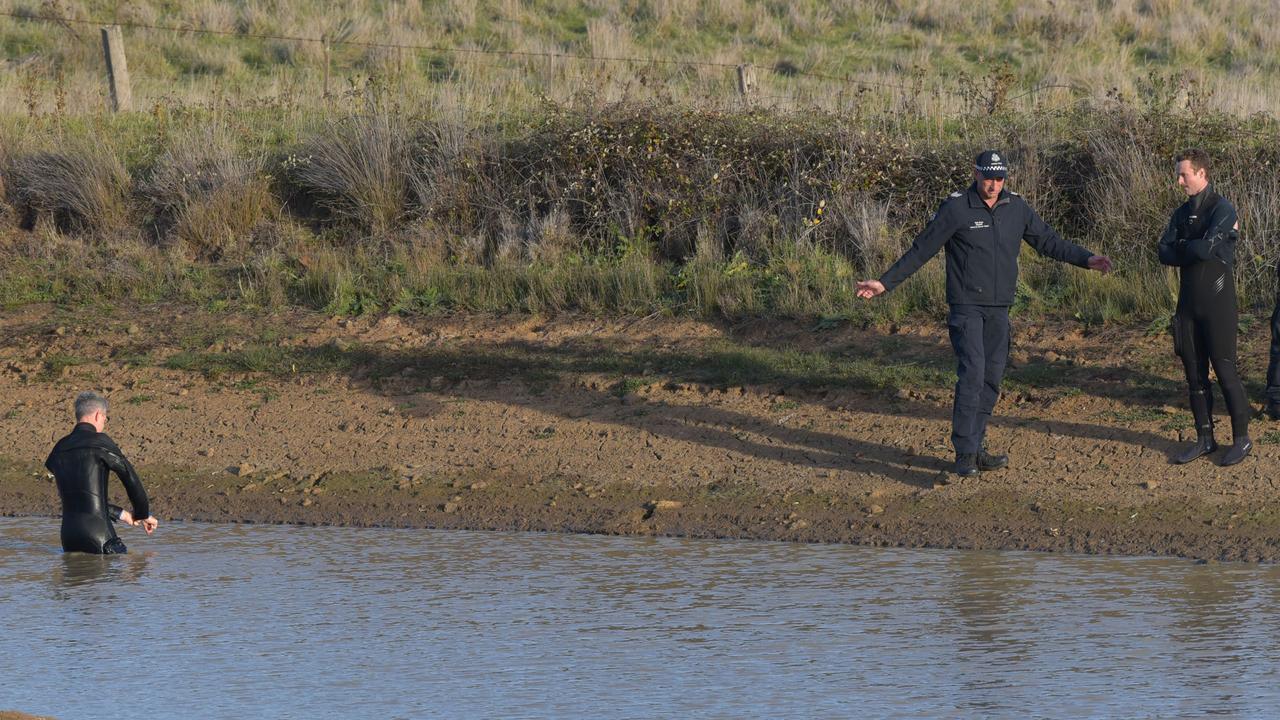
[
  {"xmin": 3, "ymin": 1, "xmax": 1280, "ymax": 326},
  {"xmin": 3, "ymin": 0, "xmax": 1280, "ymax": 117}
]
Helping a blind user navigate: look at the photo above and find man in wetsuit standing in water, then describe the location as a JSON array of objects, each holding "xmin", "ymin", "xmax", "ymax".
[
  {"xmin": 856, "ymin": 150, "xmax": 1113, "ymax": 476},
  {"xmin": 1159, "ymin": 149, "xmax": 1252, "ymax": 465},
  {"xmin": 46, "ymin": 391, "xmax": 158, "ymax": 553}
]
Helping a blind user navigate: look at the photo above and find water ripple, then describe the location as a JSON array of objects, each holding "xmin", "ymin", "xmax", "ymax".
[{"xmin": 1, "ymin": 520, "xmax": 1279, "ymax": 718}]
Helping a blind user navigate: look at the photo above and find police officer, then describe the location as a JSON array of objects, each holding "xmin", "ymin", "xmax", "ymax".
[
  {"xmin": 856, "ymin": 150, "xmax": 1113, "ymax": 476},
  {"xmin": 1159, "ymin": 149, "xmax": 1252, "ymax": 465},
  {"xmin": 46, "ymin": 391, "xmax": 158, "ymax": 553}
]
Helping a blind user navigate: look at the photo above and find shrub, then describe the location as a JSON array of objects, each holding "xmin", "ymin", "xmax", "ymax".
[
  {"xmin": 10, "ymin": 140, "xmax": 130, "ymax": 234},
  {"xmin": 286, "ymin": 109, "xmax": 412, "ymax": 236},
  {"xmin": 141, "ymin": 127, "xmax": 273, "ymax": 259}
]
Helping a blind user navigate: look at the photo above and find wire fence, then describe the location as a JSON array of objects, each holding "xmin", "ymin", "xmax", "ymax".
[{"xmin": 0, "ymin": 6, "xmax": 1085, "ymax": 116}]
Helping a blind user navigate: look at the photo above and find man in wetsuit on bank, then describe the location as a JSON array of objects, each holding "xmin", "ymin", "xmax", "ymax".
[
  {"xmin": 856, "ymin": 150, "xmax": 1113, "ymax": 476},
  {"xmin": 1266, "ymin": 264, "xmax": 1280, "ymax": 420},
  {"xmin": 1159, "ymin": 148, "xmax": 1252, "ymax": 465},
  {"xmin": 46, "ymin": 391, "xmax": 158, "ymax": 553}
]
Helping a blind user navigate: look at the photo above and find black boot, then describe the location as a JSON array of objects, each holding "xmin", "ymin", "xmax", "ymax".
[
  {"xmin": 954, "ymin": 453, "xmax": 978, "ymax": 477},
  {"xmin": 977, "ymin": 449, "xmax": 1009, "ymax": 471},
  {"xmin": 1173, "ymin": 432, "xmax": 1217, "ymax": 464},
  {"xmin": 1221, "ymin": 437, "xmax": 1253, "ymax": 466},
  {"xmin": 1268, "ymin": 404, "xmax": 1280, "ymax": 421},
  {"xmin": 1175, "ymin": 389, "xmax": 1217, "ymax": 464}
]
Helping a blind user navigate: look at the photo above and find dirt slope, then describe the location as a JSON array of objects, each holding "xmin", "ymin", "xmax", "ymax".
[{"xmin": 2, "ymin": 304, "xmax": 1279, "ymax": 561}]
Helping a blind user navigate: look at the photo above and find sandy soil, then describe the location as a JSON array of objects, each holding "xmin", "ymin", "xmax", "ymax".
[{"xmin": 2, "ymin": 303, "xmax": 1279, "ymax": 561}]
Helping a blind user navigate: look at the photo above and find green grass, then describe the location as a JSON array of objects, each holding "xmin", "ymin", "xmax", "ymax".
[{"xmin": 9, "ymin": 0, "xmax": 1280, "ymax": 118}]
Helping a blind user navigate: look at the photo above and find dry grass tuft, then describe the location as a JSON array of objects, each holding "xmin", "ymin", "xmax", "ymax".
[
  {"xmin": 10, "ymin": 139, "xmax": 130, "ymax": 234},
  {"xmin": 141, "ymin": 127, "xmax": 273, "ymax": 259}
]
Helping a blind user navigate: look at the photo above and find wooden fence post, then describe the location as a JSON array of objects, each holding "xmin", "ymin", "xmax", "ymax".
[
  {"xmin": 100, "ymin": 25, "xmax": 132, "ymax": 112},
  {"xmin": 736, "ymin": 64, "xmax": 756, "ymax": 97},
  {"xmin": 322, "ymin": 34, "xmax": 332, "ymax": 97}
]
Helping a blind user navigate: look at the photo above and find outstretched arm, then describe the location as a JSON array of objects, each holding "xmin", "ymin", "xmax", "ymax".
[
  {"xmin": 1022, "ymin": 206, "xmax": 1093, "ymax": 266},
  {"xmin": 1022, "ymin": 206, "xmax": 1112, "ymax": 273},
  {"xmin": 858, "ymin": 203, "xmax": 957, "ymax": 299}
]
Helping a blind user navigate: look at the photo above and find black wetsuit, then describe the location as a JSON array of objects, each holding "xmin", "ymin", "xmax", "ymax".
[
  {"xmin": 45, "ymin": 422, "xmax": 150, "ymax": 554},
  {"xmin": 1267, "ymin": 259, "xmax": 1280, "ymax": 409},
  {"xmin": 1158, "ymin": 185, "xmax": 1250, "ymax": 440}
]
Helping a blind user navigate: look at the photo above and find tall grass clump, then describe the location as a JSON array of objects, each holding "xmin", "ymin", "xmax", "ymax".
[
  {"xmin": 9, "ymin": 138, "xmax": 131, "ymax": 234},
  {"xmin": 285, "ymin": 106, "xmax": 412, "ymax": 236},
  {"xmin": 141, "ymin": 126, "xmax": 274, "ymax": 258}
]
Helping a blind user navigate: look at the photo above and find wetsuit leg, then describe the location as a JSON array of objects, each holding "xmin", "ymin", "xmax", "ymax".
[
  {"xmin": 973, "ymin": 306, "xmax": 1010, "ymax": 451},
  {"xmin": 948, "ymin": 304, "xmax": 985, "ymax": 456},
  {"xmin": 1174, "ymin": 312, "xmax": 1213, "ymax": 435},
  {"xmin": 1267, "ymin": 259, "xmax": 1280, "ymax": 408},
  {"xmin": 1203, "ymin": 299, "xmax": 1251, "ymax": 439}
]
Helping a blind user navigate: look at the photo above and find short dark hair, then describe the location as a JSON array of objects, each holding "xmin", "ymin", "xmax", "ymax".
[{"xmin": 1175, "ymin": 148, "xmax": 1212, "ymax": 176}]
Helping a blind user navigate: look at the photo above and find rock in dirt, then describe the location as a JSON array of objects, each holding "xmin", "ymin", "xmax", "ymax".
[
  {"xmin": 229, "ymin": 464, "xmax": 257, "ymax": 477},
  {"xmin": 1141, "ymin": 480, "xmax": 1160, "ymax": 490}
]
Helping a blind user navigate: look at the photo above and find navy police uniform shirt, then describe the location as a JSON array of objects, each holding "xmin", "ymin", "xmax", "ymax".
[{"xmin": 878, "ymin": 184, "xmax": 1094, "ymax": 306}]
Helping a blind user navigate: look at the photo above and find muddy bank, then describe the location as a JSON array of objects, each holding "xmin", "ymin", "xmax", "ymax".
[{"xmin": 2, "ymin": 304, "xmax": 1280, "ymax": 561}]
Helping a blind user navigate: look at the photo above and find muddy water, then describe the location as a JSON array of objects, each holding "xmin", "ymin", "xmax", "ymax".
[{"xmin": 2, "ymin": 519, "xmax": 1279, "ymax": 719}]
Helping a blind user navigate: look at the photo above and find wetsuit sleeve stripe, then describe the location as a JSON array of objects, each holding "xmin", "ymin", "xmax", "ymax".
[
  {"xmin": 1021, "ymin": 206, "xmax": 1092, "ymax": 266},
  {"xmin": 878, "ymin": 203, "xmax": 956, "ymax": 292},
  {"xmin": 102, "ymin": 450, "xmax": 150, "ymax": 521}
]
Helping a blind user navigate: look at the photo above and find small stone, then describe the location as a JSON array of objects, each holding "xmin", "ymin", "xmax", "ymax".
[
  {"xmin": 229, "ymin": 464, "xmax": 257, "ymax": 477},
  {"xmin": 469, "ymin": 481, "xmax": 488, "ymax": 490},
  {"xmin": 301, "ymin": 498, "xmax": 313, "ymax": 507},
  {"xmin": 443, "ymin": 501, "xmax": 460, "ymax": 513},
  {"xmin": 126, "ymin": 324, "xmax": 141, "ymax": 335},
  {"xmin": 1141, "ymin": 480, "xmax": 1159, "ymax": 490},
  {"xmin": 654, "ymin": 499, "xmax": 683, "ymax": 511},
  {"xmin": 198, "ymin": 448, "xmax": 212, "ymax": 457},
  {"xmin": 53, "ymin": 326, "xmax": 67, "ymax": 336},
  {"xmin": 867, "ymin": 504, "xmax": 885, "ymax": 515}
]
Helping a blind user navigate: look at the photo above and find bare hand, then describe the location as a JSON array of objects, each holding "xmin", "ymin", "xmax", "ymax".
[
  {"xmin": 1087, "ymin": 255, "xmax": 1113, "ymax": 274},
  {"xmin": 856, "ymin": 280, "xmax": 886, "ymax": 299},
  {"xmin": 118, "ymin": 510, "xmax": 136, "ymax": 526},
  {"xmin": 139, "ymin": 516, "xmax": 159, "ymax": 534}
]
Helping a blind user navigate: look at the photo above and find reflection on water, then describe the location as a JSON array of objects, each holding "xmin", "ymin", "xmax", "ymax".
[
  {"xmin": 52, "ymin": 552, "xmax": 151, "ymax": 590},
  {"xmin": 2, "ymin": 518, "xmax": 1280, "ymax": 718}
]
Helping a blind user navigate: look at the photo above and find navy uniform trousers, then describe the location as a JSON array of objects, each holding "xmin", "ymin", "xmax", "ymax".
[{"xmin": 947, "ymin": 304, "xmax": 1010, "ymax": 456}]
